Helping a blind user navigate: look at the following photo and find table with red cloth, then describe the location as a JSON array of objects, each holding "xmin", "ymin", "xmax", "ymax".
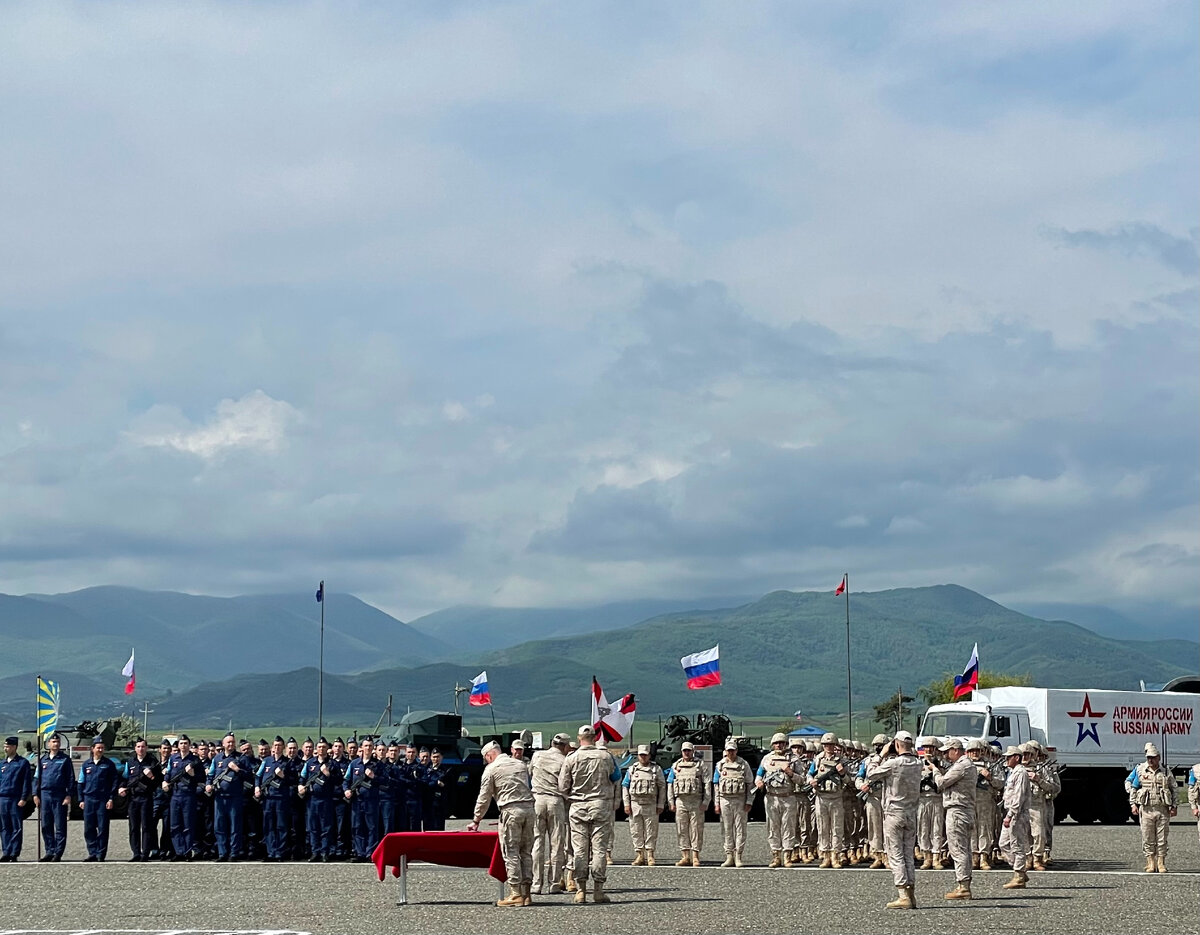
[{"xmin": 372, "ymin": 831, "xmax": 507, "ymax": 905}]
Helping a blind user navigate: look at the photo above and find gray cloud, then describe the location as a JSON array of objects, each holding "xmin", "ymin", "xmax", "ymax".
[{"xmin": 1042, "ymin": 223, "xmax": 1199, "ymax": 276}]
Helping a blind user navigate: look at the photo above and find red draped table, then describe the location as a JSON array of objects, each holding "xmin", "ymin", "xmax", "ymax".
[{"xmin": 372, "ymin": 831, "xmax": 507, "ymax": 905}]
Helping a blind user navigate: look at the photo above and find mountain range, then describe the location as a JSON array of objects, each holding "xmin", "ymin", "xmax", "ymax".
[{"xmin": 2, "ymin": 583, "xmax": 1194, "ymax": 732}]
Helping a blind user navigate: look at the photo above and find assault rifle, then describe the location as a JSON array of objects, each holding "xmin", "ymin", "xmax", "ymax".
[
  {"xmin": 856, "ymin": 778, "xmax": 881, "ymax": 802},
  {"xmin": 165, "ymin": 759, "xmax": 201, "ymax": 791},
  {"xmin": 205, "ymin": 762, "xmax": 239, "ymax": 797},
  {"xmin": 344, "ymin": 765, "xmax": 376, "ymax": 798},
  {"xmin": 811, "ymin": 765, "xmax": 843, "ymax": 790},
  {"xmin": 300, "ymin": 759, "xmax": 332, "ymax": 793}
]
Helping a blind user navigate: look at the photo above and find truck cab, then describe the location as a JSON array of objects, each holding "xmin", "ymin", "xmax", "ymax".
[{"xmin": 920, "ymin": 701, "xmax": 1043, "ymax": 749}]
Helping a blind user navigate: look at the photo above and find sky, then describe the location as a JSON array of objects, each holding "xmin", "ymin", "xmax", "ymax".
[{"xmin": 1, "ymin": 2, "xmax": 1197, "ymax": 636}]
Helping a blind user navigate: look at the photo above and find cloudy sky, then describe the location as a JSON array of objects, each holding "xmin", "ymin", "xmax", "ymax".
[{"xmin": 1, "ymin": 2, "xmax": 1196, "ymax": 634}]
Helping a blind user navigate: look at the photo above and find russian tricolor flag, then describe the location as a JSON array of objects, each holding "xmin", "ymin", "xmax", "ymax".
[
  {"xmin": 681, "ymin": 644, "xmax": 721, "ymax": 690},
  {"xmin": 469, "ymin": 670, "xmax": 491, "ymax": 707},
  {"xmin": 953, "ymin": 643, "xmax": 979, "ymax": 699}
]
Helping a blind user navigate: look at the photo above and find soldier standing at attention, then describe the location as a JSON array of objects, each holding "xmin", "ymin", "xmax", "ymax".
[
  {"xmin": 998, "ymin": 745, "xmax": 1032, "ymax": 889},
  {"xmin": 866, "ymin": 730, "xmax": 921, "ymax": 910},
  {"xmin": 530, "ymin": 734, "xmax": 570, "ymax": 894},
  {"xmin": 77, "ymin": 737, "xmax": 120, "ymax": 861},
  {"xmin": 915, "ymin": 738, "xmax": 946, "ymax": 869},
  {"xmin": 757, "ymin": 732, "xmax": 800, "ymax": 868},
  {"xmin": 298, "ymin": 737, "xmax": 343, "ymax": 862},
  {"xmin": 1024, "ymin": 740, "xmax": 1059, "ymax": 870},
  {"xmin": 666, "ymin": 740, "xmax": 709, "ymax": 867},
  {"xmin": 423, "ymin": 748, "xmax": 452, "ymax": 831},
  {"xmin": 1127, "ymin": 742, "xmax": 1177, "ymax": 873},
  {"xmin": 966, "ymin": 739, "xmax": 1002, "ymax": 870},
  {"xmin": 398, "ymin": 744, "xmax": 425, "ymax": 831},
  {"xmin": 559, "ymin": 724, "xmax": 621, "ymax": 904},
  {"xmin": 469, "ymin": 740, "xmax": 536, "ymax": 907},
  {"xmin": 35, "ymin": 733, "xmax": 73, "ymax": 861},
  {"xmin": 379, "ymin": 742, "xmax": 403, "ymax": 836},
  {"xmin": 0, "ymin": 736, "xmax": 33, "ymax": 861},
  {"xmin": 255, "ymin": 737, "xmax": 294, "ymax": 861},
  {"xmin": 288, "ymin": 738, "xmax": 308, "ymax": 860},
  {"xmin": 206, "ymin": 734, "xmax": 250, "ymax": 862},
  {"xmin": 622, "ymin": 744, "xmax": 666, "ymax": 866},
  {"xmin": 1187, "ymin": 760, "xmax": 1200, "ymax": 846},
  {"xmin": 343, "ymin": 738, "xmax": 381, "ymax": 861},
  {"xmin": 714, "ymin": 738, "xmax": 754, "ymax": 867},
  {"xmin": 808, "ymin": 731, "xmax": 849, "ymax": 868},
  {"xmin": 117, "ymin": 737, "xmax": 162, "ymax": 861},
  {"xmin": 931, "ymin": 737, "xmax": 977, "ymax": 899},
  {"xmin": 332, "ymin": 738, "xmax": 352, "ymax": 860}
]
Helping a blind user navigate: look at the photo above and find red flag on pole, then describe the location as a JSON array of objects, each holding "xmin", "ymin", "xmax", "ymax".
[{"xmin": 835, "ymin": 575, "xmax": 846, "ymax": 596}]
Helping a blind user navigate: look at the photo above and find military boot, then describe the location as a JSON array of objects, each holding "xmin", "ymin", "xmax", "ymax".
[
  {"xmin": 565, "ymin": 868, "xmax": 577, "ymax": 892},
  {"xmin": 646, "ymin": 850, "xmax": 656, "ymax": 866},
  {"xmin": 496, "ymin": 884, "xmax": 524, "ymax": 907},
  {"xmin": 784, "ymin": 850, "xmax": 799, "ymax": 868},
  {"xmin": 1156, "ymin": 856, "xmax": 1167, "ymax": 873},
  {"xmin": 592, "ymin": 881, "xmax": 611, "ymax": 904},
  {"xmin": 676, "ymin": 852, "xmax": 691, "ymax": 867},
  {"xmin": 819, "ymin": 850, "xmax": 832, "ymax": 868},
  {"xmin": 914, "ymin": 846, "xmax": 924, "ymax": 861},
  {"xmin": 920, "ymin": 855, "xmax": 934, "ymax": 870},
  {"xmin": 690, "ymin": 850, "xmax": 700, "ymax": 867},
  {"xmin": 721, "ymin": 853, "xmax": 736, "ymax": 868},
  {"xmin": 1032, "ymin": 856, "xmax": 1046, "ymax": 871},
  {"xmin": 832, "ymin": 851, "xmax": 845, "ymax": 869},
  {"xmin": 847, "ymin": 848, "xmax": 860, "ymax": 866},
  {"xmin": 945, "ymin": 882, "xmax": 971, "ymax": 900},
  {"xmin": 886, "ymin": 886, "xmax": 914, "ymax": 909},
  {"xmin": 1144, "ymin": 856, "xmax": 1156, "ymax": 873},
  {"xmin": 573, "ymin": 882, "xmax": 587, "ymax": 904},
  {"xmin": 1002, "ymin": 872, "xmax": 1026, "ymax": 889},
  {"xmin": 632, "ymin": 848, "xmax": 646, "ymax": 866},
  {"xmin": 769, "ymin": 850, "xmax": 782, "ymax": 869},
  {"xmin": 933, "ymin": 854, "xmax": 946, "ymax": 869},
  {"xmin": 979, "ymin": 853, "xmax": 992, "ymax": 870},
  {"xmin": 971, "ymin": 854, "xmax": 981, "ymax": 870},
  {"xmin": 734, "ymin": 851, "xmax": 745, "ymax": 867},
  {"xmin": 549, "ymin": 877, "xmax": 566, "ymax": 895},
  {"xmin": 522, "ymin": 884, "xmax": 533, "ymax": 907},
  {"xmin": 869, "ymin": 853, "xmax": 885, "ymax": 870}
]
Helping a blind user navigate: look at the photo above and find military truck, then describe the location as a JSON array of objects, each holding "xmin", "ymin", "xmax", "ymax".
[{"xmin": 648, "ymin": 713, "xmax": 767, "ymax": 821}]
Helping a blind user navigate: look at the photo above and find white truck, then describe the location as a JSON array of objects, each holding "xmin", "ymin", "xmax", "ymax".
[{"xmin": 920, "ymin": 686, "xmax": 1200, "ymax": 824}]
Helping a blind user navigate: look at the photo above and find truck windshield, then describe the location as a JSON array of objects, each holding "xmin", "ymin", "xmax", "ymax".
[{"xmin": 921, "ymin": 712, "xmax": 985, "ymax": 738}]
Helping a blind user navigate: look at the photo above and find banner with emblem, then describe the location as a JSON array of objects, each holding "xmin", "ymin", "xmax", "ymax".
[{"xmin": 37, "ymin": 676, "xmax": 60, "ymax": 737}]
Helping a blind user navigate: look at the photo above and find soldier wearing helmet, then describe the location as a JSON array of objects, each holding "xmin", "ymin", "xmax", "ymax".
[{"xmin": 756, "ymin": 732, "xmax": 800, "ymax": 868}]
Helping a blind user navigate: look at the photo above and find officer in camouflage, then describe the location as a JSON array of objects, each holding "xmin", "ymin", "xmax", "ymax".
[
  {"xmin": 714, "ymin": 738, "xmax": 754, "ymax": 867},
  {"xmin": 756, "ymin": 732, "xmax": 800, "ymax": 868},
  {"xmin": 559, "ymin": 724, "xmax": 620, "ymax": 905},
  {"xmin": 999, "ymin": 744, "xmax": 1031, "ymax": 889},
  {"xmin": 666, "ymin": 740, "xmax": 709, "ymax": 867},
  {"xmin": 856, "ymin": 733, "xmax": 888, "ymax": 869},
  {"xmin": 807, "ymin": 731, "xmax": 849, "ymax": 868},
  {"xmin": 1127, "ymin": 742, "xmax": 1177, "ymax": 873},
  {"xmin": 529, "ymin": 733, "xmax": 570, "ymax": 894},
  {"xmin": 931, "ymin": 737, "xmax": 977, "ymax": 899},
  {"xmin": 622, "ymin": 744, "xmax": 666, "ymax": 866},
  {"xmin": 469, "ymin": 740, "xmax": 536, "ymax": 907}
]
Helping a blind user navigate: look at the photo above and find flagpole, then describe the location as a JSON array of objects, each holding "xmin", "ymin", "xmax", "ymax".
[
  {"xmin": 35, "ymin": 675, "xmax": 42, "ymax": 863},
  {"xmin": 318, "ymin": 580, "xmax": 325, "ymax": 739},
  {"xmin": 844, "ymin": 574, "xmax": 853, "ymax": 741}
]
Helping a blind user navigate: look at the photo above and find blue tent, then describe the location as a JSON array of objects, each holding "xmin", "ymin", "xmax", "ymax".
[{"xmin": 788, "ymin": 725, "xmax": 827, "ymax": 737}]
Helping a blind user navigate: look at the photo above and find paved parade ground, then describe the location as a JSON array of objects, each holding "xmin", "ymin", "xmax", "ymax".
[{"xmin": 4, "ymin": 818, "xmax": 1199, "ymax": 935}]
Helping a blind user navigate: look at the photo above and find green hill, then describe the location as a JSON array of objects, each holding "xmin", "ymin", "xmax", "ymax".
[{"xmin": 99, "ymin": 584, "xmax": 1198, "ymax": 730}]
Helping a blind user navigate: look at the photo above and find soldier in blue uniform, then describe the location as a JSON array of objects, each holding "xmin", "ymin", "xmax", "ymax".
[
  {"xmin": 290, "ymin": 738, "xmax": 312, "ymax": 860},
  {"xmin": 152, "ymin": 739, "xmax": 175, "ymax": 860},
  {"xmin": 196, "ymin": 740, "xmax": 217, "ymax": 858},
  {"xmin": 397, "ymin": 743, "xmax": 425, "ymax": 831},
  {"xmin": 1, "ymin": 736, "xmax": 34, "ymax": 861},
  {"xmin": 344, "ymin": 738, "xmax": 381, "ymax": 861},
  {"xmin": 255, "ymin": 736, "xmax": 295, "ymax": 861},
  {"xmin": 423, "ymin": 748, "xmax": 452, "ymax": 831},
  {"xmin": 117, "ymin": 737, "xmax": 162, "ymax": 861},
  {"xmin": 332, "ymin": 738, "xmax": 352, "ymax": 859},
  {"xmin": 379, "ymin": 741, "xmax": 404, "ymax": 835},
  {"xmin": 243, "ymin": 739, "xmax": 267, "ymax": 860},
  {"xmin": 35, "ymin": 732, "xmax": 74, "ymax": 861},
  {"xmin": 298, "ymin": 737, "xmax": 343, "ymax": 862},
  {"xmin": 163, "ymin": 734, "xmax": 203, "ymax": 860},
  {"xmin": 206, "ymin": 734, "xmax": 252, "ymax": 861},
  {"xmin": 77, "ymin": 737, "xmax": 120, "ymax": 861}
]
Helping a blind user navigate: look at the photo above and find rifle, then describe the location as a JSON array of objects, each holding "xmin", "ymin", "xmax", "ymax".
[
  {"xmin": 205, "ymin": 763, "xmax": 238, "ymax": 797},
  {"xmin": 165, "ymin": 758, "xmax": 201, "ymax": 791},
  {"xmin": 344, "ymin": 763, "xmax": 377, "ymax": 798},
  {"xmin": 125, "ymin": 759, "xmax": 161, "ymax": 797},
  {"xmin": 856, "ymin": 779, "xmax": 881, "ymax": 801},
  {"xmin": 300, "ymin": 758, "xmax": 332, "ymax": 792},
  {"xmin": 811, "ymin": 766, "xmax": 842, "ymax": 790}
]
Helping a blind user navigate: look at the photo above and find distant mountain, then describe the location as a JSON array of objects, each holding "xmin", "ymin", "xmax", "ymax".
[
  {"xmin": 0, "ymin": 587, "xmax": 453, "ymax": 695},
  {"xmin": 1010, "ymin": 599, "xmax": 1200, "ymax": 643},
  {"xmin": 409, "ymin": 596, "xmax": 757, "ymax": 654},
  {"xmin": 121, "ymin": 584, "xmax": 1200, "ymax": 728}
]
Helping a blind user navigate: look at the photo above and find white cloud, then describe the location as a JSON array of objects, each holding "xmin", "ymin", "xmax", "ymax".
[{"xmin": 130, "ymin": 390, "xmax": 299, "ymax": 458}]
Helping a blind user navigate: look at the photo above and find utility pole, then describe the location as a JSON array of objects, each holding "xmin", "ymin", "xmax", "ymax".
[{"xmin": 141, "ymin": 701, "xmax": 154, "ymax": 739}]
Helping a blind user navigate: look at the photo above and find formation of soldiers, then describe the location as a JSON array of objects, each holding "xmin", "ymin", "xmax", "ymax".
[
  {"xmin": 0, "ymin": 732, "xmax": 453, "ymax": 863},
  {"xmin": 2, "ymin": 728, "xmax": 1198, "ymax": 904}
]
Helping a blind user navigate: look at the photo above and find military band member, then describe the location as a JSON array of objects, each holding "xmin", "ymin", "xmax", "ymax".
[
  {"xmin": 998, "ymin": 744, "xmax": 1031, "ymax": 889},
  {"xmin": 808, "ymin": 731, "xmax": 849, "ymax": 868},
  {"xmin": 77, "ymin": 737, "xmax": 120, "ymax": 861},
  {"xmin": 757, "ymin": 732, "xmax": 799, "ymax": 868},
  {"xmin": 866, "ymin": 730, "xmax": 920, "ymax": 910},
  {"xmin": 931, "ymin": 737, "xmax": 977, "ymax": 899},
  {"xmin": 0, "ymin": 735, "xmax": 33, "ymax": 861},
  {"xmin": 35, "ymin": 732, "xmax": 74, "ymax": 861},
  {"xmin": 118, "ymin": 737, "xmax": 162, "ymax": 861},
  {"xmin": 470, "ymin": 740, "xmax": 536, "ymax": 907},
  {"xmin": 714, "ymin": 738, "xmax": 754, "ymax": 867},
  {"xmin": 530, "ymin": 733, "xmax": 570, "ymax": 894},
  {"xmin": 667, "ymin": 740, "xmax": 709, "ymax": 867},
  {"xmin": 856, "ymin": 734, "xmax": 888, "ymax": 869},
  {"xmin": 559, "ymin": 724, "xmax": 620, "ymax": 904},
  {"xmin": 1127, "ymin": 742, "xmax": 1177, "ymax": 873}
]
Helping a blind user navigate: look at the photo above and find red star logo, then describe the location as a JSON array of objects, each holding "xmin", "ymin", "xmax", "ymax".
[{"xmin": 1066, "ymin": 692, "xmax": 1107, "ymax": 747}]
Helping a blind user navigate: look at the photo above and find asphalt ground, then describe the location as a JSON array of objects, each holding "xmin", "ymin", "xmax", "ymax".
[{"xmin": 4, "ymin": 817, "xmax": 1199, "ymax": 934}]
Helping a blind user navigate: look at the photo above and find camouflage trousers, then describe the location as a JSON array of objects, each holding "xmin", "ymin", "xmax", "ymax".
[
  {"xmin": 883, "ymin": 809, "xmax": 917, "ymax": 887},
  {"xmin": 1030, "ymin": 801, "xmax": 1050, "ymax": 857},
  {"xmin": 674, "ymin": 795, "xmax": 705, "ymax": 853},
  {"xmin": 944, "ymin": 804, "xmax": 974, "ymax": 883},
  {"xmin": 627, "ymin": 798, "xmax": 660, "ymax": 850},
  {"xmin": 863, "ymin": 792, "xmax": 884, "ymax": 852},
  {"xmin": 974, "ymin": 795, "xmax": 998, "ymax": 854},
  {"xmin": 999, "ymin": 810, "xmax": 1030, "ymax": 872},
  {"xmin": 764, "ymin": 793, "xmax": 797, "ymax": 851},
  {"xmin": 815, "ymin": 793, "xmax": 844, "ymax": 854},
  {"xmin": 1139, "ymin": 805, "xmax": 1170, "ymax": 857},
  {"xmin": 717, "ymin": 795, "xmax": 748, "ymax": 854},
  {"xmin": 499, "ymin": 803, "xmax": 535, "ymax": 887},
  {"xmin": 532, "ymin": 795, "xmax": 567, "ymax": 889},
  {"xmin": 795, "ymin": 792, "xmax": 816, "ymax": 849},
  {"xmin": 568, "ymin": 799, "xmax": 614, "ymax": 884},
  {"xmin": 917, "ymin": 795, "xmax": 945, "ymax": 853}
]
